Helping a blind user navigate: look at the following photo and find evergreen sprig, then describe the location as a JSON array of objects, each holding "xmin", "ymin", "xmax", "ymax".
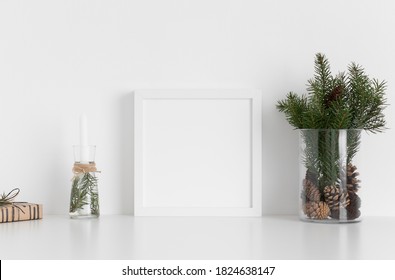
[
  {"xmin": 69, "ymin": 172, "xmax": 99, "ymax": 215},
  {"xmin": 277, "ymin": 53, "xmax": 387, "ymax": 189},
  {"xmin": 277, "ymin": 53, "xmax": 387, "ymax": 131}
]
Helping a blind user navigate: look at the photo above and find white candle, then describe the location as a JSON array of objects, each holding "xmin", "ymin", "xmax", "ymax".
[{"xmin": 80, "ymin": 113, "xmax": 89, "ymax": 162}]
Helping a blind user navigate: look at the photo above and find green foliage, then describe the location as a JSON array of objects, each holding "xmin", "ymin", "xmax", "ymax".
[
  {"xmin": 277, "ymin": 53, "xmax": 387, "ymax": 132},
  {"xmin": 301, "ymin": 129, "xmax": 361, "ymax": 191},
  {"xmin": 69, "ymin": 173, "xmax": 100, "ymax": 215},
  {"xmin": 277, "ymin": 53, "xmax": 387, "ymax": 190},
  {"xmin": 276, "ymin": 93, "xmax": 308, "ymax": 128}
]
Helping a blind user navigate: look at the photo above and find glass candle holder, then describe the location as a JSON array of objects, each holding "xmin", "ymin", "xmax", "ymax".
[{"xmin": 69, "ymin": 145, "xmax": 100, "ymax": 219}]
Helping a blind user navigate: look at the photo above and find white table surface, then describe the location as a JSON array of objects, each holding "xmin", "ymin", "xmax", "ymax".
[{"xmin": 1, "ymin": 215, "xmax": 394, "ymax": 260}]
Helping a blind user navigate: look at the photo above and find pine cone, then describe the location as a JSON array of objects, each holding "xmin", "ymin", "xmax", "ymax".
[
  {"xmin": 323, "ymin": 185, "xmax": 350, "ymax": 210},
  {"xmin": 329, "ymin": 192, "xmax": 361, "ymax": 220},
  {"xmin": 347, "ymin": 163, "xmax": 361, "ymax": 193},
  {"xmin": 346, "ymin": 192, "xmax": 361, "ymax": 220},
  {"xmin": 302, "ymin": 179, "xmax": 321, "ymax": 202},
  {"xmin": 304, "ymin": 201, "xmax": 330, "ymax": 220},
  {"xmin": 347, "ymin": 205, "xmax": 361, "ymax": 220},
  {"xmin": 329, "ymin": 209, "xmax": 340, "ymax": 219},
  {"xmin": 348, "ymin": 191, "xmax": 361, "ymax": 209},
  {"xmin": 325, "ymin": 84, "xmax": 343, "ymax": 108}
]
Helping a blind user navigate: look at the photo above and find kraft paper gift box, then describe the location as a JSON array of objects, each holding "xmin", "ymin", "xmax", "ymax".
[{"xmin": 0, "ymin": 203, "xmax": 43, "ymax": 223}]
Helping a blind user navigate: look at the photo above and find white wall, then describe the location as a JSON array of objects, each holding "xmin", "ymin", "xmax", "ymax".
[{"xmin": 1, "ymin": 0, "xmax": 394, "ymax": 216}]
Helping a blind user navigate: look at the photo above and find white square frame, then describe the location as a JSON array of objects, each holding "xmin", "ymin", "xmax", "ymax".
[{"xmin": 134, "ymin": 89, "xmax": 262, "ymax": 216}]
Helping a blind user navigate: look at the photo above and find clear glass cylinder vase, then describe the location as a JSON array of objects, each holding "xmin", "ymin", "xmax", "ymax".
[
  {"xmin": 69, "ymin": 145, "xmax": 100, "ymax": 219},
  {"xmin": 299, "ymin": 129, "xmax": 362, "ymax": 223}
]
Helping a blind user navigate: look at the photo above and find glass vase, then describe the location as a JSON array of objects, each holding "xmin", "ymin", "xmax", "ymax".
[
  {"xmin": 69, "ymin": 145, "xmax": 100, "ymax": 219},
  {"xmin": 299, "ymin": 129, "xmax": 362, "ymax": 223}
]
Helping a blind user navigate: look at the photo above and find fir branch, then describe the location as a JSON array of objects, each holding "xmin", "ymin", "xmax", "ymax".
[
  {"xmin": 277, "ymin": 54, "xmax": 387, "ymax": 132},
  {"xmin": 277, "ymin": 53, "xmax": 386, "ymax": 197},
  {"xmin": 276, "ymin": 92, "xmax": 308, "ymax": 128},
  {"xmin": 307, "ymin": 53, "xmax": 333, "ymax": 112},
  {"xmin": 363, "ymin": 78, "xmax": 387, "ymax": 133},
  {"xmin": 347, "ymin": 130, "xmax": 361, "ymax": 163},
  {"xmin": 69, "ymin": 173, "xmax": 99, "ymax": 215},
  {"xmin": 69, "ymin": 176, "xmax": 87, "ymax": 212}
]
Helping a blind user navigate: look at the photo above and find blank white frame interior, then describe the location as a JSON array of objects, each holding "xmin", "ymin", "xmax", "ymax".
[{"xmin": 134, "ymin": 89, "xmax": 262, "ymax": 216}]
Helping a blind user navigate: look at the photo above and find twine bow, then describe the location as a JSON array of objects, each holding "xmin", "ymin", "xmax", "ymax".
[
  {"xmin": 72, "ymin": 163, "xmax": 98, "ymax": 174},
  {"xmin": 72, "ymin": 163, "xmax": 100, "ymax": 180},
  {"xmin": 0, "ymin": 188, "xmax": 26, "ymax": 213}
]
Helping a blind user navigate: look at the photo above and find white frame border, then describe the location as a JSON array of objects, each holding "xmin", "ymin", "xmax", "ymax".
[{"xmin": 134, "ymin": 89, "xmax": 262, "ymax": 216}]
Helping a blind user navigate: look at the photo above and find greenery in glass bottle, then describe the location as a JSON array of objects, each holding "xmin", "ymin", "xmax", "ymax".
[{"xmin": 70, "ymin": 172, "xmax": 99, "ymax": 215}]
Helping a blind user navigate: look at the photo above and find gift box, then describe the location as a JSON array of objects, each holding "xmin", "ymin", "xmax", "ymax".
[{"xmin": 0, "ymin": 203, "xmax": 43, "ymax": 223}]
